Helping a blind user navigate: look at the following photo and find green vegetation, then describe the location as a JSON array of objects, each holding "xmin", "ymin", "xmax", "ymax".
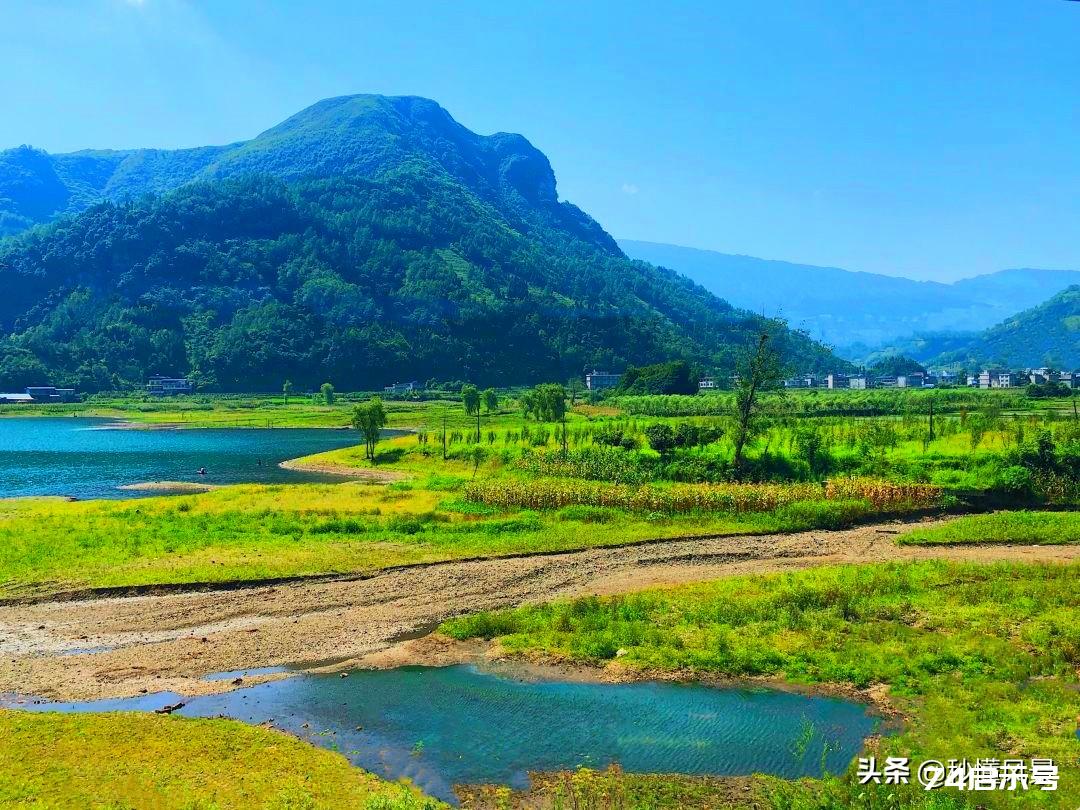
[
  {"xmin": 899, "ymin": 510, "xmax": 1080, "ymax": 545},
  {"xmin": 0, "ymin": 478, "xmax": 870, "ymax": 600},
  {"xmin": 616, "ymin": 360, "xmax": 699, "ymax": 395},
  {"xmin": 2, "ymin": 388, "xmax": 1078, "ymax": 600},
  {"xmin": 0, "ymin": 710, "xmax": 443, "ymax": 809},
  {"xmin": 456, "ymin": 766, "xmax": 775, "ymax": 809},
  {"xmin": 442, "ymin": 560, "xmax": 1080, "ymax": 807},
  {"xmin": 0, "ymin": 95, "xmax": 838, "ymax": 393},
  {"xmin": 353, "ymin": 396, "xmax": 388, "ymax": 461},
  {"xmin": 929, "ymin": 286, "xmax": 1080, "ymax": 369}
]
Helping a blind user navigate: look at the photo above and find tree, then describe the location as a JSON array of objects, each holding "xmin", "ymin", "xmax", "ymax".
[
  {"xmin": 526, "ymin": 383, "xmax": 567, "ymax": 422},
  {"xmin": 461, "ymin": 384, "xmax": 481, "ymax": 441},
  {"xmin": 282, "ymin": 379, "xmax": 293, "ymax": 406},
  {"xmin": 461, "ymin": 384, "xmax": 480, "ymax": 416},
  {"xmin": 482, "ymin": 388, "xmax": 499, "ymax": 414},
  {"xmin": 566, "ymin": 377, "xmax": 584, "ymax": 406},
  {"xmin": 320, "ymin": 382, "xmax": 335, "ymax": 406},
  {"xmin": 616, "ymin": 361, "xmax": 698, "ymax": 395},
  {"xmin": 352, "ymin": 397, "xmax": 387, "ymax": 462},
  {"xmin": 732, "ymin": 332, "xmax": 784, "ymax": 476},
  {"xmin": 644, "ymin": 424, "xmax": 675, "ymax": 458}
]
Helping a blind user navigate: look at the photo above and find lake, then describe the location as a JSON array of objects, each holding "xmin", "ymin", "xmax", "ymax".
[
  {"xmin": 4, "ymin": 664, "xmax": 882, "ymax": 804},
  {"xmin": 0, "ymin": 417, "xmax": 367, "ymax": 500}
]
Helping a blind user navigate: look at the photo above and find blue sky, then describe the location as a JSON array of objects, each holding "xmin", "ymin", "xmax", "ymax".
[{"xmin": 2, "ymin": 0, "xmax": 1078, "ymax": 281}]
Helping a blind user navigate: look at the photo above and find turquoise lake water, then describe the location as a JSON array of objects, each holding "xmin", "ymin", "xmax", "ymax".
[
  {"xmin": 0, "ymin": 417, "xmax": 367, "ymax": 499},
  {"xmin": 5, "ymin": 664, "xmax": 881, "ymax": 803}
]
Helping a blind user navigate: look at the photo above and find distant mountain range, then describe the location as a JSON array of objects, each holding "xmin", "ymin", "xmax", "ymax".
[
  {"xmin": 620, "ymin": 240, "xmax": 1080, "ymax": 353},
  {"xmin": 0, "ymin": 95, "xmax": 840, "ymax": 391},
  {"xmin": 871, "ymin": 285, "xmax": 1080, "ymax": 370}
]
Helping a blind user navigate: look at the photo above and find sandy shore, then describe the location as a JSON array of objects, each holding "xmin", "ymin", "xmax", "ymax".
[
  {"xmin": 277, "ymin": 457, "xmax": 406, "ymax": 482},
  {"xmin": 117, "ymin": 481, "xmax": 219, "ymax": 493},
  {"xmin": 1, "ymin": 517, "xmax": 1077, "ymax": 702}
]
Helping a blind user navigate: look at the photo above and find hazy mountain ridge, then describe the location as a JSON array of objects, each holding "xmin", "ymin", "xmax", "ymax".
[
  {"xmin": 0, "ymin": 95, "xmax": 841, "ymax": 391},
  {"xmin": 620, "ymin": 240, "xmax": 1080, "ymax": 351},
  {"xmin": 888, "ymin": 286, "xmax": 1080, "ymax": 370}
]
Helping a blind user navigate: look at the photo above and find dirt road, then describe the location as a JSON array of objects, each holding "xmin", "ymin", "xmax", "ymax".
[{"xmin": 2, "ymin": 518, "xmax": 1076, "ymax": 701}]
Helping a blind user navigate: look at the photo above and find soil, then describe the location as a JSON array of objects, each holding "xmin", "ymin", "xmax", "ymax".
[
  {"xmin": 117, "ymin": 481, "xmax": 219, "ymax": 493},
  {"xmin": 1, "ymin": 516, "xmax": 1077, "ymax": 702},
  {"xmin": 277, "ymin": 458, "xmax": 406, "ymax": 482}
]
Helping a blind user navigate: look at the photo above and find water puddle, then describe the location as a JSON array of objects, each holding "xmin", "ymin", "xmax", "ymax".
[{"xmin": 3, "ymin": 664, "xmax": 882, "ymax": 804}]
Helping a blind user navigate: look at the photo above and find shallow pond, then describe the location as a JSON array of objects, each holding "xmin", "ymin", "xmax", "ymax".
[
  {"xmin": 0, "ymin": 417, "xmax": 373, "ymax": 499},
  {"xmin": 6, "ymin": 664, "xmax": 882, "ymax": 804}
]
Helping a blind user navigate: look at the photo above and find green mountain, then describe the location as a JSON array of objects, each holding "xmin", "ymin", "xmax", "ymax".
[
  {"xmin": 620, "ymin": 240, "xmax": 1080, "ymax": 350},
  {"xmin": 0, "ymin": 95, "xmax": 841, "ymax": 392},
  {"xmin": 922, "ymin": 286, "xmax": 1080, "ymax": 369}
]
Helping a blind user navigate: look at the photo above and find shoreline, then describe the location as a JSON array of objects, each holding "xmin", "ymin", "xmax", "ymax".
[
  {"xmin": 6, "ymin": 517, "xmax": 1076, "ymax": 703},
  {"xmin": 277, "ymin": 457, "xmax": 407, "ymax": 482},
  {"xmin": 345, "ymin": 633, "xmax": 904, "ymax": 722}
]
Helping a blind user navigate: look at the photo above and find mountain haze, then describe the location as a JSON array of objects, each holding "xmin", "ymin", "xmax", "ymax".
[
  {"xmin": 0, "ymin": 95, "xmax": 841, "ymax": 392},
  {"xmin": 909, "ymin": 286, "xmax": 1080, "ymax": 369},
  {"xmin": 620, "ymin": 240, "xmax": 1080, "ymax": 351}
]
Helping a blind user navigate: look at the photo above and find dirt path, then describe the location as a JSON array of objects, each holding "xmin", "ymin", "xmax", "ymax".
[{"xmin": 2, "ymin": 518, "xmax": 1077, "ymax": 701}]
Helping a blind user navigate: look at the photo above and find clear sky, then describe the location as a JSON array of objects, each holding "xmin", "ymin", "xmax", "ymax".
[{"xmin": 2, "ymin": 0, "xmax": 1078, "ymax": 281}]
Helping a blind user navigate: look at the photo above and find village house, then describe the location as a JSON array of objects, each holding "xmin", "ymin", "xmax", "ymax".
[
  {"xmin": 383, "ymin": 381, "xmax": 419, "ymax": 395},
  {"xmin": 145, "ymin": 376, "xmax": 193, "ymax": 396},
  {"xmin": 0, "ymin": 386, "xmax": 77, "ymax": 404},
  {"xmin": 584, "ymin": 370, "xmax": 621, "ymax": 390}
]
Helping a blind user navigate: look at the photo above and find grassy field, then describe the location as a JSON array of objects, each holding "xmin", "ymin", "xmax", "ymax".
[
  {"xmin": 442, "ymin": 560, "xmax": 1080, "ymax": 808},
  {"xmin": 898, "ymin": 511, "xmax": 1080, "ymax": 546},
  {"xmin": 0, "ymin": 710, "xmax": 443, "ymax": 809},
  {"xmin": 2, "ymin": 386, "xmax": 1077, "ymax": 599},
  {"xmin": 0, "ymin": 477, "xmax": 884, "ymax": 599},
  {"xmin": 3, "ymin": 390, "xmax": 1079, "ymax": 808}
]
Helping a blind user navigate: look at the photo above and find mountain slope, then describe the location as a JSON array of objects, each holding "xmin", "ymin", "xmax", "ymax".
[
  {"xmin": 620, "ymin": 240, "xmax": 1080, "ymax": 350},
  {"xmin": 0, "ymin": 96, "xmax": 841, "ymax": 391},
  {"xmin": 0, "ymin": 95, "xmax": 616, "ymax": 253},
  {"xmin": 922, "ymin": 286, "xmax": 1080, "ymax": 369}
]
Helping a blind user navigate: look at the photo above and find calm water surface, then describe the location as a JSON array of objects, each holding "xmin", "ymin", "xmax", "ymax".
[
  {"xmin": 0, "ymin": 417, "xmax": 367, "ymax": 499},
  {"xmin": 6, "ymin": 664, "xmax": 881, "ymax": 803}
]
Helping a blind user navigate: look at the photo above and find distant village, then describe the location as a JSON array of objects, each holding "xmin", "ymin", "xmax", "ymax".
[
  {"xmin": 2, "ymin": 366, "xmax": 1077, "ymax": 406},
  {"xmin": 579, "ymin": 366, "xmax": 1080, "ymax": 392}
]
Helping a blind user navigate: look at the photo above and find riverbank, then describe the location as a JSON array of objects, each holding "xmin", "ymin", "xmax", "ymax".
[
  {"xmin": 278, "ymin": 456, "xmax": 407, "ymax": 482},
  {"xmin": 3, "ymin": 517, "xmax": 1078, "ymax": 702},
  {"xmin": 440, "ymin": 559, "xmax": 1080, "ymax": 808}
]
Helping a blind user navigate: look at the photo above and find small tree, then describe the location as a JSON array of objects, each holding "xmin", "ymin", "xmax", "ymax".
[
  {"xmin": 566, "ymin": 377, "xmax": 584, "ymax": 406},
  {"xmin": 461, "ymin": 384, "xmax": 480, "ymax": 416},
  {"xmin": 320, "ymin": 382, "xmax": 335, "ymax": 406},
  {"xmin": 644, "ymin": 423, "xmax": 675, "ymax": 458},
  {"xmin": 282, "ymin": 379, "xmax": 293, "ymax": 406},
  {"xmin": 530, "ymin": 383, "xmax": 567, "ymax": 422},
  {"xmin": 732, "ymin": 332, "xmax": 784, "ymax": 476},
  {"xmin": 483, "ymin": 388, "xmax": 499, "ymax": 414},
  {"xmin": 461, "ymin": 384, "xmax": 481, "ymax": 441},
  {"xmin": 352, "ymin": 397, "xmax": 388, "ymax": 463}
]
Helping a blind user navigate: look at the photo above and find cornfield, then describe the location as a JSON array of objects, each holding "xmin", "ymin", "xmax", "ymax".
[{"xmin": 463, "ymin": 477, "xmax": 942, "ymax": 514}]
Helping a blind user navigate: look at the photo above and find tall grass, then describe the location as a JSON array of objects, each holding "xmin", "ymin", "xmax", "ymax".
[{"xmin": 463, "ymin": 477, "xmax": 942, "ymax": 514}]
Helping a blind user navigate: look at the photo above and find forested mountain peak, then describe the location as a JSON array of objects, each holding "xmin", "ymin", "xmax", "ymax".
[{"xmin": 0, "ymin": 95, "xmax": 841, "ymax": 391}]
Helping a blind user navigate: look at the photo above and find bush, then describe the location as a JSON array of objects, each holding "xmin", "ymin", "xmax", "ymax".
[{"xmin": 995, "ymin": 465, "xmax": 1034, "ymax": 497}]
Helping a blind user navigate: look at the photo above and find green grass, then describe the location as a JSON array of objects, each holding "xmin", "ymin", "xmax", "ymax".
[
  {"xmin": 441, "ymin": 560, "xmax": 1080, "ymax": 807},
  {"xmin": 898, "ymin": 511, "xmax": 1080, "ymax": 546},
  {"xmin": 0, "ymin": 481, "xmax": 846, "ymax": 599},
  {"xmin": 0, "ymin": 710, "xmax": 444, "ymax": 809}
]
